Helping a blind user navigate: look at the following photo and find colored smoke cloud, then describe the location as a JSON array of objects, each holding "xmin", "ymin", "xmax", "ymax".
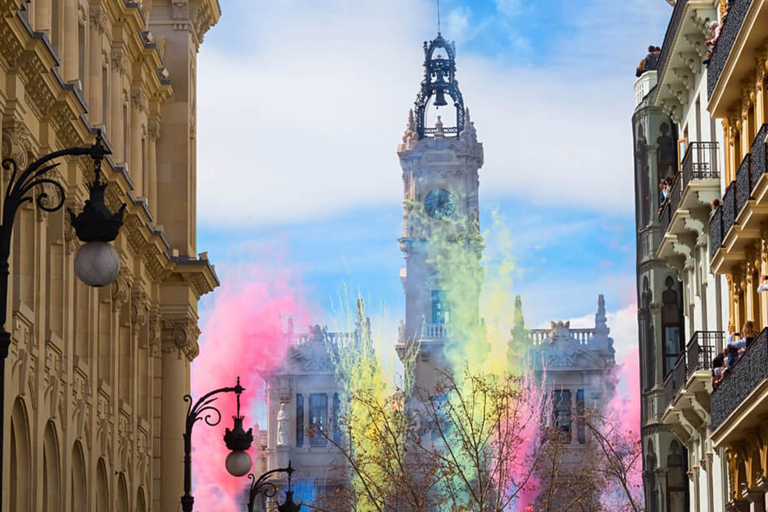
[{"xmin": 191, "ymin": 267, "xmax": 312, "ymax": 512}]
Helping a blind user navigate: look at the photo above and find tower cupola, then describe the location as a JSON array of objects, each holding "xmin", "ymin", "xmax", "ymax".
[{"xmin": 414, "ymin": 33, "xmax": 465, "ymax": 140}]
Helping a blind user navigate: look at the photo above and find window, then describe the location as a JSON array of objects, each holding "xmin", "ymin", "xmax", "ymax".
[
  {"xmin": 553, "ymin": 390, "xmax": 571, "ymax": 442},
  {"xmin": 102, "ymin": 67, "xmax": 108, "ymax": 128},
  {"xmin": 576, "ymin": 389, "xmax": 585, "ymax": 444},
  {"xmin": 332, "ymin": 393, "xmax": 341, "ymax": 445},
  {"xmin": 309, "ymin": 393, "xmax": 328, "ymax": 447},
  {"xmin": 431, "ymin": 290, "xmax": 449, "ymax": 324},
  {"xmin": 78, "ymin": 22, "xmax": 86, "ymax": 90},
  {"xmin": 295, "ymin": 394, "xmax": 304, "ymax": 448},
  {"xmin": 661, "ymin": 276, "xmax": 683, "ymax": 376}
]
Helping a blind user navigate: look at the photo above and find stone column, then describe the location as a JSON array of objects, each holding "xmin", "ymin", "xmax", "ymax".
[
  {"xmin": 87, "ymin": 6, "xmax": 105, "ymax": 125},
  {"xmin": 159, "ymin": 316, "xmax": 197, "ymax": 512},
  {"xmin": 34, "ymin": 0, "xmax": 50, "ymax": 33},
  {"xmin": 147, "ymin": 120, "xmax": 159, "ymax": 217},
  {"xmin": 110, "ymin": 47, "xmax": 125, "ymax": 163},
  {"xmin": 62, "ymin": 0, "xmax": 78, "ymax": 82},
  {"xmin": 130, "ymin": 87, "xmax": 145, "ymax": 195}
]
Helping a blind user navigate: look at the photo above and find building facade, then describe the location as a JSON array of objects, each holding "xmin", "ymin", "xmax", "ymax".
[
  {"xmin": 0, "ymin": 1, "xmax": 219, "ymax": 511},
  {"xmin": 651, "ymin": 1, "xmax": 731, "ymax": 511},
  {"xmin": 633, "ymin": 65, "xmax": 690, "ymax": 512},
  {"xmin": 704, "ymin": 0, "xmax": 768, "ymax": 509}
]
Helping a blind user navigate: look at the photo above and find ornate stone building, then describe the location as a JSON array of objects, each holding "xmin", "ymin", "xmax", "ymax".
[
  {"xmin": 650, "ymin": 1, "xmax": 730, "ymax": 510},
  {"xmin": 517, "ymin": 295, "xmax": 618, "ymax": 504},
  {"xmin": 0, "ymin": 1, "xmax": 219, "ymax": 511},
  {"xmin": 633, "ymin": 65, "xmax": 690, "ymax": 511},
  {"xmin": 703, "ymin": 0, "xmax": 768, "ymax": 508},
  {"xmin": 395, "ymin": 32, "xmax": 484, "ymax": 393}
]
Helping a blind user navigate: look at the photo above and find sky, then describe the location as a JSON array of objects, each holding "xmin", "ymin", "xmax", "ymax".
[{"xmin": 195, "ymin": 0, "xmax": 674, "ymax": 365}]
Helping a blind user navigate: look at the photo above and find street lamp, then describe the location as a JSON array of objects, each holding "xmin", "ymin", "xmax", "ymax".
[
  {"xmin": 0, "ymin": 132, "xmax": 125, "ymax": 512},
  {"xmin": 247, "ymin": 461, "xmax": 302, "ymax": 512},
  {"xmin": 181, "ymin": 377, "xmax": 254, "ymax": 512}
]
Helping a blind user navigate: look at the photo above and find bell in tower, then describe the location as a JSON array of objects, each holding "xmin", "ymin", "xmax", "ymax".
[{"xmin": 396, "ymin": 33, "xmax": 485, "ymax": 393}]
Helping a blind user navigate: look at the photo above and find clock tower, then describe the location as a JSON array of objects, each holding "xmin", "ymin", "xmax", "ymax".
[{"xmin": 396, "ymin": 33, "xmax": 484, "ymax": 391}]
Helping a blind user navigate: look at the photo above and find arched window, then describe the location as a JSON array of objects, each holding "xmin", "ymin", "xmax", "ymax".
[
  {"xmin": 645, "ymin": 440, "xmax": 658, "ymax": 512},
  {"xmin": 666, "ymin": 440, "xmax": 687, "ymax": 512},
  {"xmin": 117, "ymin": 473, "xmax": 129, "ymax": 512},
  {"xmin": 96, "ymin": 458, "xmax": 110, "ymax": 512},
  {"xmin": 42, "ymin": 422, "xmax": 62, "ymax": 512},
  {"xmin": 642, "ymin": 278, "xmax": 655, "ymax": 389},
  {"xmin": 662, "ymin": 276, "xmax": 683, "ymax": 375},
  {"xmin": 71, "ymin": 442, "xmax": 87, "ymax": 512},
  {"xmin": 10, "ymin": 398, "xmax": 31, "ymax": 512}
]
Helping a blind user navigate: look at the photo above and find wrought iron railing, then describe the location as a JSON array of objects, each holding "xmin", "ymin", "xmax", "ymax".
[
  {"xmin": 750, "ymin": 124, "xmax": 768, "ymax": 189},
  {"xmin": 686, "ymin": 331, "xmax": 721, "ymax": 379},
  {"xmin": 710, "ymin": 204, "xmax": 723, "ymax": 259},
  {"xmin": 707, "ymin": 0, "xmax": 753, "ymax": 99},
  {"xmin": 711, "ymin": 327, "xmax": 768, "ymax": 430},
  {"xmin": 682, "ymin": 142, "xmax": 719, "ymax": 182},
  {"xmin": 736, "ymin": 154, "xmax": 752, "ymax": 213},
  {"xmin": 664, "ymin": 331, "xmax": 721, "ymax": 408},
  {"xmin": 722, "ymin": 181, "xmax": 737, "ymax": 237},
  {"xmin": 657, "ymin": 0, "xmax": 688, "ymax": 79}
]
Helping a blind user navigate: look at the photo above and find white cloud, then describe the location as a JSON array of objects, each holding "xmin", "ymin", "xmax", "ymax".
[
  {"xmin": 196, "ymin": 0, "xmax": 671, "ymax": 227},
  {"xmin": 495, "ymin": 0, "xmax": 523, "ymax": 18}
]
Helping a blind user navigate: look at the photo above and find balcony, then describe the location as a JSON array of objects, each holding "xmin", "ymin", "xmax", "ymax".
[
  {"xmin": 711, "ymin": 328, "xmax": 768, "ymax": 439},
  {"xmin": 657, "ymin": 142, "xmax": 720, "ymax": 263},
  {"xmin": 710, "ymin": 125, "xmax": 768, "ymax": 273},
  {"xmin": 662, "ymin": 331, "xmax": 722, "ymax": 442},
  {"xmin": 655, "ymin": 0, "xmax": 717, "ymax": 122},
  {"xmin": 420, "ymin": 323, "xmax": 451, "ymax": 341},
  {"xmin": 708, "ymin": 0, "xmax": 768, "ymax": 116}
]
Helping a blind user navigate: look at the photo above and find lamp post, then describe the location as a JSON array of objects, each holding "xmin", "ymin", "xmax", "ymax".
[
  {"xmin": 181, "ymin": 377, "xmax": 254, "ymax": 512},
  {"xmin": 247, "ymin": 461, "xmax": 302, "ymax": 512},
  {"xmin": 0, "ymin": 132, "xmax": 125, "ymax": 512}
]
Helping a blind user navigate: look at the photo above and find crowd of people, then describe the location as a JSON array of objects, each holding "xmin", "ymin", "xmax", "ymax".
[
  {"xmin": 711, "ymin": 285, "xmax": 768, "ymax": 389},
  {"xmin": 658, "ymin": 176, "xmax": 675, "ymax": 216}
]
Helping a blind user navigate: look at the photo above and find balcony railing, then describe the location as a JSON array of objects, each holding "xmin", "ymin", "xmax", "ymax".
[
  {"xmin": 664, "ymin": 331, "xmax": 721, "ymax": 408},
  {"xmin": 710, "ymin": 206, "xmax": 723, "ymax": 258},
  {"xmin": 707, "ymin": 0, "xmax": 753, "ymax": 99},
  {"xmin": 751, "ymin": 124, "xmax": 768, "ymax": 189},
  {"xmin": 736, "ymin": 154, "xmax": 752, "ymax": 213},
  {"xmin": 420, "ymin": 323, "xmax": 451, "ymax": 340},
  {"xmin": 710, "ymin": 130, "xmax": 768, "ymax": 260},
  {"xmin": 686, "ymin": 331, "xmax": 721, "ymax": 379},
  {"xmin": 682, "ymin": 142, "xmax": 720, "ymax": 182},
  {"xmin": 722, "ymin": 180, "xmax": 737, "ymax": 237},
  {"xmin": 711, "ymin": 327, "xmax": 768, "ymax": 430},
  {"xmin": 657, "ymin": 0, "xmax": 688, "ymax": 78},
  {"xmin": 530, "ymin": 328, "xmax": 594, "ymax": 346}
]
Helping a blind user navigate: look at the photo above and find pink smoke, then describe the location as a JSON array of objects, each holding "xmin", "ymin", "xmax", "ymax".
[
  {"xmin": 191, "ymin": 267, "xmax": 313, "ymax": 512},
  {"xmin": 601, "ymin": 347, "xmax": 644, "ymax": 504}
]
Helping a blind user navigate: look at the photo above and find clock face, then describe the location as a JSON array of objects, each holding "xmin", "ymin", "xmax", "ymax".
[{"xmin": 424, "ymin": 188, "xmax": 456, "ymax": 219}]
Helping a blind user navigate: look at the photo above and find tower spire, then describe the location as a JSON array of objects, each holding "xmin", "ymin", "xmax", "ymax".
[{"xmin": 437, "ymin": 0, "xmax": 441, "ymax": 35}]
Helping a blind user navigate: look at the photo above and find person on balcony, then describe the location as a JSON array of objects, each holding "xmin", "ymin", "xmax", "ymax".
[
  {"xmin": 712, "ymin": 354, "xmax": 725, "ymax": 389},
  {"xmin": 757, "ymin": 276, "xmax": 768, "ymax": 293},
  {"xmin": 643, "ymin": 45, "xmax": 659, "ymax": 72},
  {"xmin": 742, "ymin": 321, "xmax": 758, "ymax": 349}
]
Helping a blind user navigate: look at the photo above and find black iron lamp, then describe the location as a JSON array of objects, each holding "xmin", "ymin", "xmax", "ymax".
[
  {"xmin": 277, "ymin": 462, "xmax": 302, "ymax": 512},
  {"xmin": 247, "ymin": 461, "xmax": 302, "ymax": 512},
  {"xmin": 67, "ymin": 133, "xmax": 126, "ymax": 286},
  {"xmin": 181, "ymin": 377, "xmax": 253, "ymax": 512},
  {"xmin": 224, "ymin": 385, "xmax": 255, "ymax": 477}
]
